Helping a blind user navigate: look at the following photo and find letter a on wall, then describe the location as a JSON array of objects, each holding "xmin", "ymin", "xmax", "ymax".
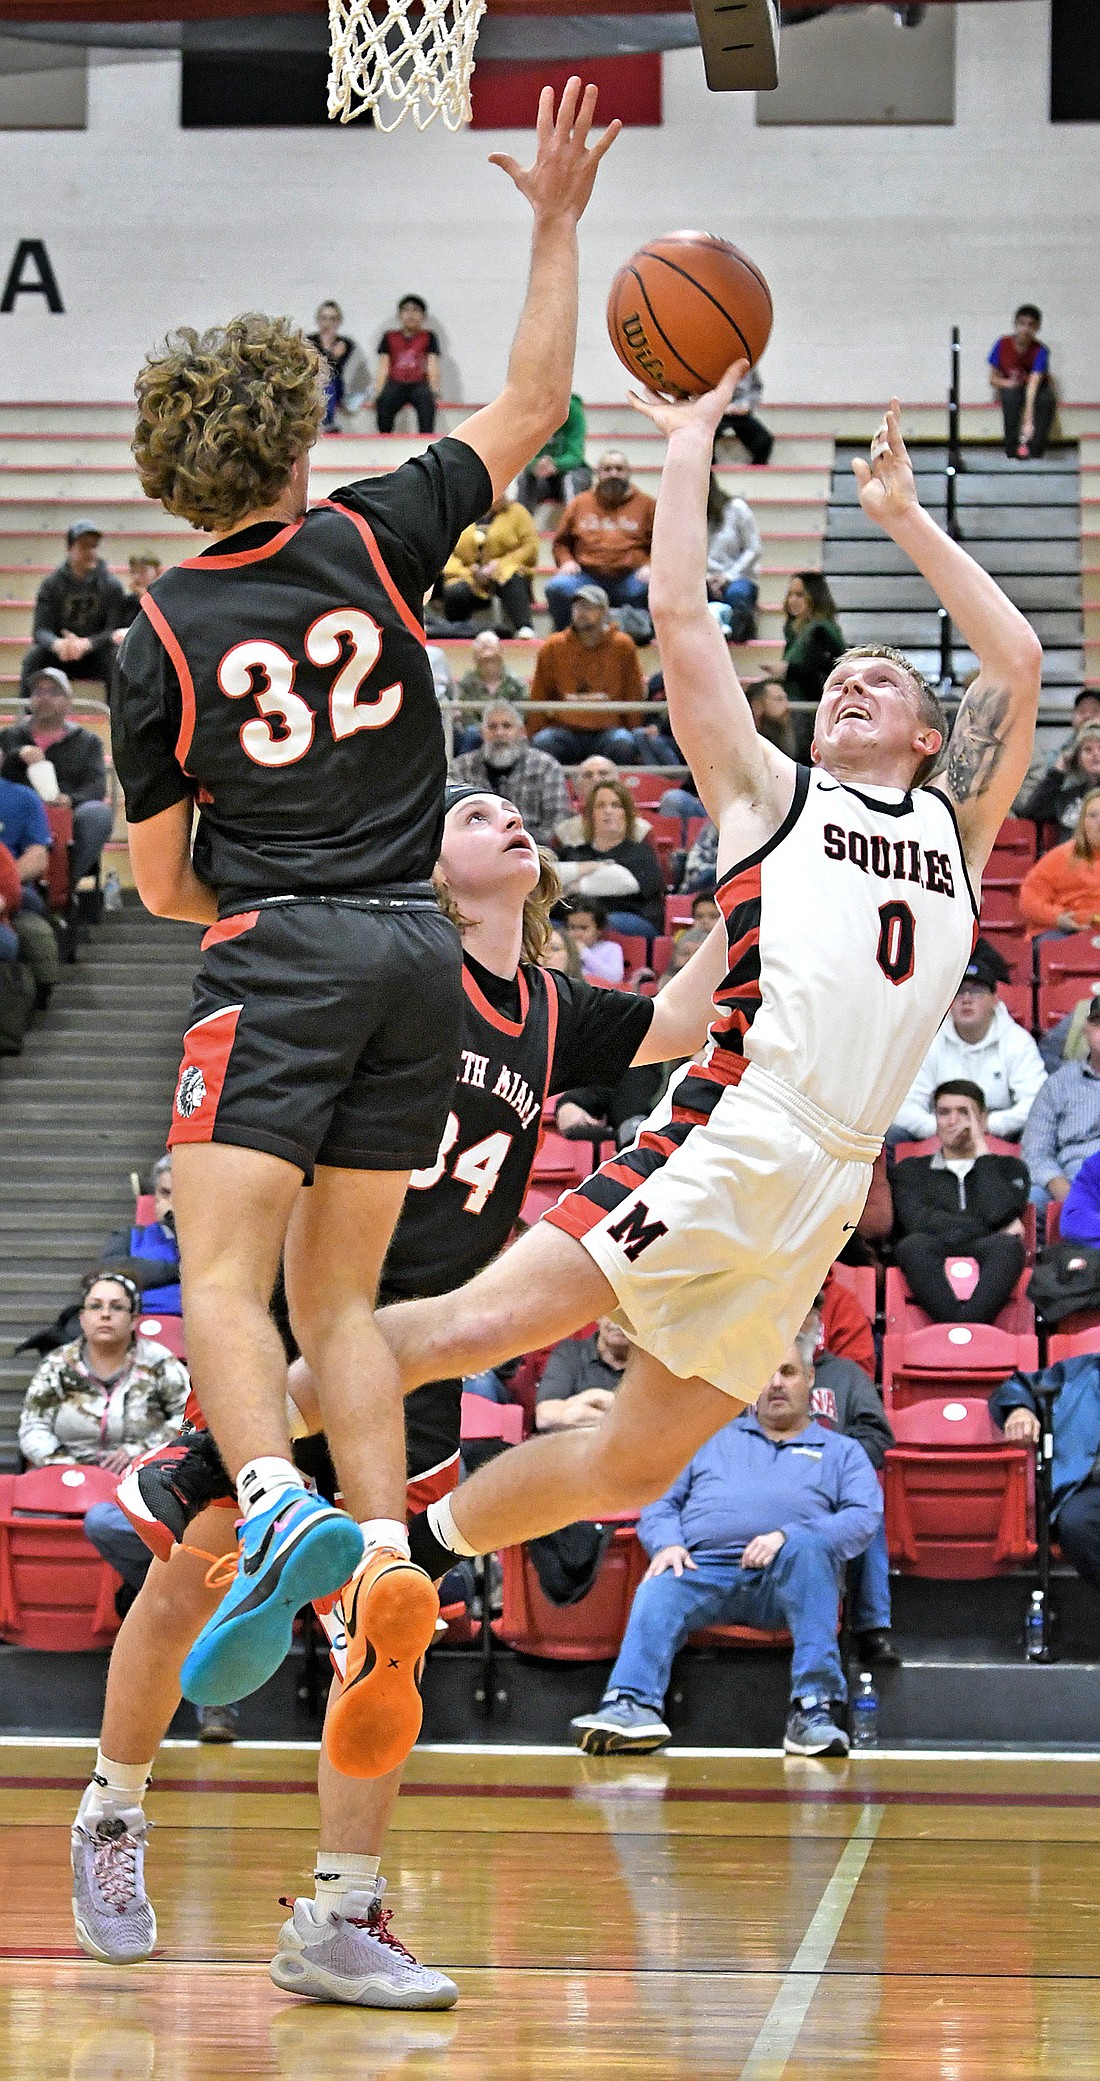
[{"xmin": 1, "ymin": 240, "xmax": 64, "ymax": 314}]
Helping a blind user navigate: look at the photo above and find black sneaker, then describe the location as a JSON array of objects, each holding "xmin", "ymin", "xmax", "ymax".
[
  {"xmin": 116, "ymin": 1423, "xmax": 234, "ymax": 1563},
  {"xmin": 856, "ymin": 1628, "xmax": 902, "ymax": 1668}
]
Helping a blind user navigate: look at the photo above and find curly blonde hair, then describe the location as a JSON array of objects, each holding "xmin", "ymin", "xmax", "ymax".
[
  {"xmin": 132, "ymin": 315, "xmax": 325, "ymax": 534},
  {"xmin": 435, "ymin": 849, "xmax": 562, "ymax": 965}
]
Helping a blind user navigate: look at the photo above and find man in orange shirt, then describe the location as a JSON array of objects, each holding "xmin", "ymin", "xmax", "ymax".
[
  {"xmin": 546, "ymin": 451, "xmax": 655, "ymax": 630},
  {"xmin": 531, "ymin": 585, "xmax": 673, "ymax": 765}
]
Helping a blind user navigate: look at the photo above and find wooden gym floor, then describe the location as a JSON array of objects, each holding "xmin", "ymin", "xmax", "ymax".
[{"xmin": 2, "ymin": 1739, "xmax": 1100, "ymax": 2079}]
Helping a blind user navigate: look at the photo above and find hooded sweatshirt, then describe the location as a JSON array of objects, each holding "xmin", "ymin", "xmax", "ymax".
[{"xmin": 892, "ymin": 997, "xmax": 1047, "ymax": 1141}]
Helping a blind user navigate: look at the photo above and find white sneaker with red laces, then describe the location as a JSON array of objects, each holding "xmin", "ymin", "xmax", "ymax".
[{"xmin": 269, "ymin": 1879, "xmax": 458, "ymax": 2010}]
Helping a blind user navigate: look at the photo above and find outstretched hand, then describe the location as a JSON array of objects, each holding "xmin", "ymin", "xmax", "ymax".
[
  {"xmin": 852, "ymin": 399, "xmax": 921, "ymax": 530},
  {"xmin": 629, "ymin": 359, "xmax": 748, "ymax": 435},
  {"xmin": 489, "ymin": 78, "xmax": 621, "ymax": 223}
]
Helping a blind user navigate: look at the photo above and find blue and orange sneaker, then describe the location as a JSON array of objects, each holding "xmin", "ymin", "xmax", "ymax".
[{"xmin": 180, "ymin": 1488, "xmax": 364, "ymax": 1707}]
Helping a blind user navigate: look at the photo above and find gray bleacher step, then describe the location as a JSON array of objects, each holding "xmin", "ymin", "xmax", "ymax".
[
  {"xmin": 36, "ymin": 1012, "xmax": 186, "ymax": 1040},
  {"xmin": 839, "ymin": 609, "xmax": 1082, "ymax": 648},
  {"xmin": 0, "ymin": 1208, "xmax": 127, "ymax": 1240},
  {"xmin": 824, "ymin": 537, "xmax": 1080, "ymax": 576},
  {"xmin": 891, "ymin": 442, "xmax": 1079, "ymax": 474},
  {"xmin": 828, "ymin": 505, "xmax": 1079, "ymax": 541},
  {"xmin": 829, "ymin": 471, "xmax": 1080, "ymax": 509},
  {"xmin": 826, "ymin": 573, "xmax": 1082, "ymax": 612}
]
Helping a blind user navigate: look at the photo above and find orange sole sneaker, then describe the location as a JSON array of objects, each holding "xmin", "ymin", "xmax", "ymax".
[{"xmin": 324, "ymin": 1551, "xmax": 440, "ymax": 1780}]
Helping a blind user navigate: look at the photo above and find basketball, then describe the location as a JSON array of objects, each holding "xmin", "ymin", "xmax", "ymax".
[{"xmin": 606, "ymin": 230, "xmax": 773, "ymax": 398}]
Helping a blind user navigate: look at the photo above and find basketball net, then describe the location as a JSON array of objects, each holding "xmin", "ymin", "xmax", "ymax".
[{"xmin": 328, "ymin": 0, "xmax": 489, "ymax": 130}]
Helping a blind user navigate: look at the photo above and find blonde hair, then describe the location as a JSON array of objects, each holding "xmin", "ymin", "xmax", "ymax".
[
  {"xmin": 435, "ymin": 848, "xmax": 562, "ymax": 966},
  {"xmin": 1073, "ymin": 788, "xmax": 1100, "ymax": 861},
  {"xmin": 133, "ymin": 314, "xmax": 325, "ymax": 534},
  {"xmin": 834, "ymin": 644, "xmax": 947, "ymax": 789}
]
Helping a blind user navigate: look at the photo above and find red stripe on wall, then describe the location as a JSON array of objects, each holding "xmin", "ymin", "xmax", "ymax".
[{"xmin": 470, "ymin": 54, "xmax": 661, "ymax": 131}]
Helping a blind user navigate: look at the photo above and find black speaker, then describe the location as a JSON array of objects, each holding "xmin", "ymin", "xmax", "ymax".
[{"xmin": 1051, "ymin": 0, "xmax": 1100, "ymax": 122}]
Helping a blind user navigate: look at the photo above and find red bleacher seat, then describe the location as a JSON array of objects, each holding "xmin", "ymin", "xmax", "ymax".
[
  {"xmin": 665, "ymin": 894, "xmax": 694, "ymax": 932},
  {"xmin": 882, "ymin": 1267, "xmax": 1037, "ymax": 1408},
  {"xmin": 1038, "ymin": 931, "xmax": 1100, "ymax": 985},
  {"xmin": 531, "ymin": 1131, "xmax": 592, "ymax": 1188},
  {"xmin": 978, "ymin": 926, "xmax": 1031, "ymax": 986},
  {"xmin": 884, "ymin": 1396, "xmax": 1033, "ymax": 1578},
  {"xmin": 137, "ymin": 1313, "xmax": 186, "ymax": 1356},
  {"xmin": 459, "ymin": 1394, "xmax": 524, "ymax": 1446},
  {"xmin": 1037, "ymin": 975, "xmax": 1098, "ymax": 1030},
  {"xmin": 43, "ymin": 801, "xmax": 74, "ymax": 913},
  {"xmin": 999, "ymin": 982, "xmax": 1033, "ymax": 1025},
  {"xmin": 980, "ymin": 887, "xmax": 1022, "ymax": 928},
  {"xmin": 828, "ymin": 1261, "xmax": 878, "ymax": 1324},
  {"xmin": 494, "ymin": 1522, "xmax": 647, "ymax": 1659},
  {"xmin": 0, "ymin": 1465, "xmax": 123, "ymax": 1649},
  {"xmin": 688, "ymin": 1621, "xmax": 792, "ymax": 1649},
  {"xmin": 1048, "ymin": 1325, "xmax": 1100, "ymax": 1363},
  {"xmin": 622, "ymin": 774, "xmax": 667, "ymax": 811},
  {"xmin": 134, "ymin": 1193, "xmax": 157, "ymax": 1226},
  {"xmin": 994, "ymin": 817, "xmax": 1038, "ymax": 864},
  {"xmin": 607, "ymin": 933, "xmax": 649, "ymax": 975},
  {"xmin": 649, "ymin": 935, "xmax": 674, "ymax": 976}
]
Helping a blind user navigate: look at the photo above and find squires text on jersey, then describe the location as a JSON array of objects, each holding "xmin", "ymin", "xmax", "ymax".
[{"xmin": 822, "ymin": 821, "xmax": 955, "ymax": 898}]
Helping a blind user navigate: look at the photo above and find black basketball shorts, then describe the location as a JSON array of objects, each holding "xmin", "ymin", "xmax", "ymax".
[{"xmin": 167, "ymin": 895, "xmax": 463, "ymax": 1180}]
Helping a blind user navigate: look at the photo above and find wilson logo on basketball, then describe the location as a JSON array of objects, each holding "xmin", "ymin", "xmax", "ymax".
[
  {"xmin": 175, "ymin": 1066, "xmax": 207, "ymax": 1118},
  {"xmin": 621, "ymin": 313, "xmax": 666, "ymax": 387}
]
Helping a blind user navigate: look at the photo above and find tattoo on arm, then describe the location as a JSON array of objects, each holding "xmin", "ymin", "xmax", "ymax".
[{"xmin": 945, "ymin": 683, "xmax": 1011, "ymax": 803}]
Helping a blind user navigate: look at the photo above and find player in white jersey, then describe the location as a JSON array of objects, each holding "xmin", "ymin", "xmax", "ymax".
[{"xmin": 372, "ymin": 366, "xmax": 1042, "ymax": 1600}]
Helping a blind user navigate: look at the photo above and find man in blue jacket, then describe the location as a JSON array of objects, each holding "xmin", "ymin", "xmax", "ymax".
[
  {"xmin": 571, "ymin": 1323, "xmax": 883, "ymax": 1758},
  {"xmin": 991, "ymin": 1356, "xmax": 1100, "ymax": 1589}
]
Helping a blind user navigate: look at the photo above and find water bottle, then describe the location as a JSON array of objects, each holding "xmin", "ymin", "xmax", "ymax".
[
  {"xmin": 103, "ymin": 870, "xmax": 123, "ymax": 913},
  {"xmin": 1025, "ymin": 1588, "xmax": 1046, "ymax": 1661},
  {"xmin": 851, "ymin": 1671, "xmax": 878, "ymax": 1749}
]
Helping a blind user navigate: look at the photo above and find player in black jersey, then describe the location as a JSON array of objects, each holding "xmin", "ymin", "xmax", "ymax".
[
  {"xmin": 83, "ymin": 784, "xmax": 726, "ymax": 1993},
  {"xmin": 106, "ymin": 81, "xmax": 621, "ymax": 1756}
]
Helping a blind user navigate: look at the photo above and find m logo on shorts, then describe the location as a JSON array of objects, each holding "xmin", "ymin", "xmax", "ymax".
[
  {"xmin": 175, "ymin": 1065, "xmax": 207, "ymax": 1118},
  {"xmin": 606, "ymin": 1200, "xmax": 669, "ymax": 1263}
]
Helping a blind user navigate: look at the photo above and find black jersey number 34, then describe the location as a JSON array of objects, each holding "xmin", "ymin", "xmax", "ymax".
[{"xmin": 219, "ymin": 609, "xmax": 402, "ymax": 767}]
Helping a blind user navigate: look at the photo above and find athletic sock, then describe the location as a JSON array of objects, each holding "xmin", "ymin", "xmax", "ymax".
[
  {"xmin": 407, "ymin": 1498, "xmax": 479, "ymax": 1581},
  {"xmin": 79, "ymin": 1750, "xmax": 154, "ymax": 1823},
  {"xmin": 312, "ymin": 1852, "xmax": 380, "ymax": 1911},
  {"xmin": 357, "ymin": 1518, "xmax": 410, "ymax": 1562},
  {"xmin": 235, "ymin": 1456, "xmax": 306, "ymax": 1519},
  {"xmin": 427, "ymin": 1493, "xmax": 479, "ymax": 1558}
]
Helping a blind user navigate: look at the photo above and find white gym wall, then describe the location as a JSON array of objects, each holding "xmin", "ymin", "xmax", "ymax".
[{"xmin": 0, "ymin": 2, "xmax": 1093, "ymax": 406}]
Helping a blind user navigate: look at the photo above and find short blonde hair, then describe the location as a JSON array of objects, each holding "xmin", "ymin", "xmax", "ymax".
[
  {"xmin": 133, "ymin": 314, "xmax": 325, "ymax": 534},
  {"xmin": 435, "ymin": 848, "xmax": 562, "ymax": 966}
]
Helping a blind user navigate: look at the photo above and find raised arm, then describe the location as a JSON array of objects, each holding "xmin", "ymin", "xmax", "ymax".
[
  {"xmin": 630, "ymin": 372, "xmax": 794, "ymax": 831},
  {"xmin": 853, "ymin": 401, "xmax": 1043, "ymax": 874},
  {"xmin": 452, "ymin": 81, "xmax": 620, "ymax": 498}
]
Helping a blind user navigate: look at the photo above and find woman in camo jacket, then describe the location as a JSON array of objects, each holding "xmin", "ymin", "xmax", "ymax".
[{"xmin": 19, "ymin": 1269, "xmax": 188, "ymax": 1471}]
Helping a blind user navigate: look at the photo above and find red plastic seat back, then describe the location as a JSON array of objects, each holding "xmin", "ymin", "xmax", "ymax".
[
  {"xmin": 1039, "ymin": 931, "xmax": 1100, "ymax": 985},
  {"xmin": 884, "ymin": 1437, "xmax": 1032, "ymax": 1578},
  {"xmin": 889, "ymin": 1396, "xmax": 1002, "ymax": 1448},
  {"xmin": 0, "ymin": 1465, "xmax": 122, "ymax": 1650},
  {"xmin": 137, "ymin": 1313, "xmax": 185, "ymax": 1357},
  {"xmin": 494, "ymin": 1524, "xmax": 647, "ymax": 1660},
  {"xmin": 134, "ymin": 1193, "xmax": 157, "ymax": 1226},
  {"xmin": 459, "ymin": 1394, "xmax": 524, "ymax": 1446}
]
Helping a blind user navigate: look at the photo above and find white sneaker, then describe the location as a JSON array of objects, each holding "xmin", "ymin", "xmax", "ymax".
[
  {"xmin": 270, "ymin": 1879, "xmax": 458, "ymax": 2009},
  {"xmin": 71, "ymin": 1800, "xmax": 156, "ymax": 1963},
  {"xmin": 513, "ymin": 625, "xmax": 535, "ymax": 639}
]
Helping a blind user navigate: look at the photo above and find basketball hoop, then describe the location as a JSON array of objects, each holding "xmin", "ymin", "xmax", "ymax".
[{"xmin": 328, "ymin": 0, "xmax": 489, "ymax": 130}]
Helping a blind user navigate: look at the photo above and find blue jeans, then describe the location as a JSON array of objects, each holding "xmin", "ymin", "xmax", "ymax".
[
  {"xmin": 605, "ymin": 1527, "xmax": 847, "ymax": 1708},
  {"xmin": 84, "ymin": 1498, "xmax": 152, "ymax": 1594},
  {"xmin": 0, "ymin": 920, "xmax": 17, "ymax": 961},
  {"xmin": 711, "ymin": 576, "xmax": 758, "ymax": 641},
  {"xmin": 532, "ymin": 724, "xmax": 645, "ymax": 767},
  {"xmin": 545, "ymin": 568, "xmax": 650, "ymax": 633},
  {"xmin": 606, "ymin": 909, "xmax": 658, "ymax": 942},
  {"xmin": 72, "ymin": 800, "xmax": 114, "ymax": 883},
  {"xmin": 659, "ymin": 787, "xmax": 705, "ymax": 822},
  {"xmin": 849, "ymin": 1520, "xmax": 891, "ymax": 1632}
]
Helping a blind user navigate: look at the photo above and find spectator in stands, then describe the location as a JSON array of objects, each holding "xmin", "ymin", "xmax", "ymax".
[
  {"xmin": 517, "ymin": 393, "xmax": 591, "ymax": 513},
  {"xmin": 0, "ymin": 842, "xmax": 21, "ymax": 968},
  {"xmin": 374, "ymin": 295, "xmax": 440, "ymax": 434},
  {"xmin": 101, "ymin": 1155, "xmax": 180, "ymax": 1314},
  {"xmin": 535, "ymin": 1318, "xmax": 630, "ymax": 1431},
  {"xmin": 1040, "ymin": 990, "xmax": 1097, "ymax": 1075},
  {"xmin": 458, "ymin": 629, "xmax": 527, "ymax": 715},
  {"xmin": 118, "ymin": 555, "xmax": 162, "ymax": 630},
  {"xmin": 557, "ymin": 777, "xmax": 666, "ymax": 938},
  {"xmin": 893, "ymin": 1082, "xmax": 1030, "ymax": 1323},
  {"xmin": 688, "ymin": 892, "xmax": 719, "ymax": 932},
  {"xmin": 1018, "ymin": 690, "xmax": 1100, "ymax": 811},
  {"xmin": 542, "ymin": 922, "xmax": 583, "ymax": 980},
  {"xmin": 1, "ymin": 667, "xmax": 114, "ymax": 895},
  {"xmin": 1022, "ymin": 995, "xmax": 1100, "ymax": 1212},
  {"xmin": 1022, "ymin": 723, "xmax": 1100, "ymax": 840},
  {"xmin": 988, "ymin": 303, "xmax": 1056, "ymax": 461},
  {"xmin": 564, "ymin": 898, "xmax": 625, "ymax": 986},
  {"xmin": 0, "ymin": 762, "xmax": 50, "ymax": 914},
  {"xmin": 19, "ymin": 522, "xmax": 129, "ymax": 700},
  {"xmin": 554, "ymin": 754, "xmax": 649, "ymax": 850},
  {"xmin": 1059, "ymin": 1149, "xmax": 1100, "ymax": 1248},
  {"xmin": 1020, "ymin": 789, "xmax": 1100, "ymax": 939},
  {"xmin": 818, "ymin": 1265, "xmax": 876, "ymax": 1379},
  {"xmin": 992, "ymin": 1358, "xmax": 1100, "ymax": 1595},
  {"xmin": 713, "ymin": 361, "xmax": 773, "ymax": 466},
  {"xmin": 307, "ymin": 300, "xmax": 369, "ymax": 431},
  {"xmin": 891, "ymin": 938, "xmax": 1046, "ymax": 1142},
  {"xmin": 545, "ymin": 453, "xmax": 655, "ymax": 631},
  {"xmin": 705, "ymin": 475, "xmax": 761, "ymax": 641},
  {"xmin": 806, "ymin": 1298, "xmax": 898, "ymax": 1666},
  {"xmin": 554, "ymin": 926, "xmax": 711, "ymax": 1152},
  {"xmin": 682, "ymin": 817, "xmax": 718, "ymax": 893},
  {"xmin": 570, "ymin": 1326, "xmax": 882, "ymax": 1756},
  {"xmin": 746, "ymin": 677, "xmax": 798, "ymax": 760},
  {"xmin": 440, "ymin": 490, "xmax": 538, "ymax": 637},
  {"xmin": 18, "ymin": 1271, "xmax": 188, "ymax": 1470},
  {"xmin": 450, "ymin": 701, "xmax": 569, "ymax": 847},
  {"xmin": 531, "ymin": 587, "xmax": 652, "ymax": 767},
  {"xmin": 779, "ymin": 573, "xmax": 845, "ymax": 716}
]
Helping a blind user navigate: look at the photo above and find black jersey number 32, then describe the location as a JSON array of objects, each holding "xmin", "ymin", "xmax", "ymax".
[{"xmin": 218, "ymin": 609, "xmax": 402, "ymax": 767}]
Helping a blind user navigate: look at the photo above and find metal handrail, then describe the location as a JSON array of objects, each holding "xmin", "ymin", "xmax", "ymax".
[{"xmin": 940, "ymin": 324, "xmax": 963, "ymax": 690}]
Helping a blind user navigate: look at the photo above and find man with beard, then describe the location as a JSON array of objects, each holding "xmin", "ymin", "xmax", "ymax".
[
  {"xmin": 450, "ymin": 699, "xmax": 570, "ymax": 845},
  {"xmin": 545, "ymin": 449, "xmax": 655, "ymax": 630}
]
